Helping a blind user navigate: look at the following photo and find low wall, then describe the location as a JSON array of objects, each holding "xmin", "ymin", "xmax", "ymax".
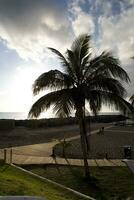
[{"xmin": 0, "ymin": 120, "xmax": 15, "ymax": 130}]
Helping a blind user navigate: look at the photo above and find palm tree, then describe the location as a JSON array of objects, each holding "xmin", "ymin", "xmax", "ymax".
[{"xmin": 29, "ymin": 34, "xmax": 132, "ymax": 178}]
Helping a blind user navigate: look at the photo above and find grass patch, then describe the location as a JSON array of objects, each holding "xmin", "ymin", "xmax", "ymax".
[
  {"xmin": 0, "ymin": 161, "xmax": 86, "ymax": 200},
  {"xmin": 24, "ymin": 164, "xmax": 134, "ymax": 200}
]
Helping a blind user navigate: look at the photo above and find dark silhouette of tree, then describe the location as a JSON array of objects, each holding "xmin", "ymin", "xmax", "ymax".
[
  {"xmin": 129, "ymin": 95, "xmax": 134, "ymax": 106},
  {"xmin": 128, "ymin": 95, "xmax": 134, "ymax": 119},
  {"xmin": 29, "ymin": 34, "xmax": 132, "ymax": 178}
]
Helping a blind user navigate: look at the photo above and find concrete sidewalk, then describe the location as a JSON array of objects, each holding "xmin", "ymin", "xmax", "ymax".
[{"xmin": 10, "ymin": 155, "xmax": 127, "ymax": 166}]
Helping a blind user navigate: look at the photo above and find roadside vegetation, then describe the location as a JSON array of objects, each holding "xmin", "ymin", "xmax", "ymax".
[
  {"xmin": 24, "ymin": 164, "xmax": 134, "ymax": 200},
  {"xmin": 14, "ymin": 114, "xmax": 127, "ymax": 129},
  {"xmin": 0, "ymin": 161, "xmax": 85, "ymax": 200}
]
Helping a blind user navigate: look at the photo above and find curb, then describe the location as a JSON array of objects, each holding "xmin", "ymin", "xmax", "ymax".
[
  {"xmin": 122, "ymin": 159, "xmax": 134, "ymax": 174},
  {"xmin": 0, "ymin": 197, "xmax": 44, "ymax": 200},
  {"xmin": 11, "ymin": 164, "xmax": 96, "ymax": 200}
]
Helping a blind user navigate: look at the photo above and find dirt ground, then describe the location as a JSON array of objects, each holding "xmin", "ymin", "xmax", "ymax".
[
  {"xmin": 1, "ymin": 123, "xmax": 134, "ymax": 163},
  {"xmin": 0, "ymin": 123, "xmax": 110, "ymax": 161},
  {"xmin": 55, "ymin": 125, "xmax": 134, "ymax": 159},
  {"xmin": 0, "ymin": 123, "xmax": 108, "ymax": 149}
]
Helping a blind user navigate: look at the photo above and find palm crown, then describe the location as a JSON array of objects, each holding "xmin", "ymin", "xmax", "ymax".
[{"xmin": 29, "ymin": 34, "xmax": 131, "ymax": 118}]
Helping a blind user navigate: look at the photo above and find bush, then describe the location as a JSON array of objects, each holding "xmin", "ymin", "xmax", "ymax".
[{"xmin": 14, "ymin": 115, "xmax": 128, "ymax": 129}]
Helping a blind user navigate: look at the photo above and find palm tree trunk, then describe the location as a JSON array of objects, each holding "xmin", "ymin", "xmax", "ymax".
[
  {"xmin": 76, "ymin": 106, "xmax": 90, "ymax": 178},
  {"xmin": 87, "ymin": 114, "xmax": 91, "ymax": 152},
  {"xmin": 83, "ymin": 106, "xmax": 90, "ymax": 153}
]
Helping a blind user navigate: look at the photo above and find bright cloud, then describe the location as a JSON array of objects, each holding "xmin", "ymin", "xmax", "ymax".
[
  {"xmin": 99, "ymin": 8, "xmax": 134, "ymax": 61},
  {"xmin": 0, "ymin": 0, "xmax": 73, "ymax": 61},
  {"xmin": 97, "ymin": 4, "xmax": 134, "ymax": 96},
  {"xmin": 69, "ymin": 0, "xmax": 95, "ymax": 36},
  {"xmin": 72, "ymin": 11, "xmax": 95, "ymax": 36}
]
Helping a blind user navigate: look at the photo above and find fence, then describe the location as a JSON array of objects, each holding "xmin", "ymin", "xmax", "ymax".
[
  {"xmin": 0, "ymin": 145, "xmax": 133, "ymax": 166},
  {"xmin": 0, "ymin": 147, "xmax": 57, "ymax": 165},
  {"xmin": 0, "ymin": 148, "xmax": 13, "ymax": 164}
]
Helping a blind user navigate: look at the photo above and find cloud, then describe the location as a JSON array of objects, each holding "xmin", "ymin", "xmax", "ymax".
[
  {"xmin": 123, "ymin": 0, "xmax": 134, "ymax": 6},
  {"xmin": 0, "ymin": 91, "xmax": 7, "ymax": 96},
  {"xmin": 89, "ymin": 0, "xmax": 112, "ymax": 17},
  {"xmin": 0, "ymin": 0, "xmax": 73, "ymax": 61},
  {"xmin": 97, "ymin": 5, "xmax": 134, "ymax": 96},
  {"xmin": 98, "ymin": 7, "xmax": 134, "ymax": 61},
  {"xmin": 72, "ymin": 11, "xmax": 95, "ymax": 36},
  {"xmin": 68, "ymin": 0, "xmax": 95, "ymax": 36}
]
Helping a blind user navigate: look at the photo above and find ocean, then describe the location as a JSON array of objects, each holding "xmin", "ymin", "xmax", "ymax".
[
  {"xmin": 0, "ymin": 112, "xmax": 27, "ymax": 120},
  {"xmin": 0, "ymin": 112, "xmax": 120, "ymax": 120}
]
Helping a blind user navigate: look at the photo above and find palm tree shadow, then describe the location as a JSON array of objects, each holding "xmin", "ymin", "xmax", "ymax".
[
  {"xmin": 51, "ymin": 153, "xmax": 79, "ymax": 177},
  {"xmin": 51, "ymin": 155, "xmax": 62, "ymax": 175},
  {"xmin": 64, "ymin": 156, "xmax": 85, "ymax": 178}
]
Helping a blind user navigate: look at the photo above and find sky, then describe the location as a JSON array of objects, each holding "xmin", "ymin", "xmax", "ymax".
[{"xmin": 0, "ymin": 0, "xmax": 134, "ymax": 117}]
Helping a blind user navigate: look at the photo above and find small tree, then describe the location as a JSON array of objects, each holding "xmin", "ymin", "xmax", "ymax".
[{"xmin": 54, "ymin": 138, "xmax": 71, "ymax": 158}]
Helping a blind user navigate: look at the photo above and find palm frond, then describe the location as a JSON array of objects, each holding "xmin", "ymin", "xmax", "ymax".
[
  {"xmin": 71, "ymin": 34, "xmax": 90, "ymax": 62},
  {"xmin": 89, "ymin": 90, "xmax": 133, "ymax": 114},
  {"xmin": 84, "ymin": 51, "xmax": 130, "ymax": 83},
  {"xmin": 70, "ymin": 34, "xmax": 91, "ymax": 78},
  {"xmin": 81, "ymin": 53, "xmax": 91, "ymax": 69},
  {"xmin": 28, "ymin": 89, "xmax": 74, "ymax": 118},
  {"xmin": 84, "ymin": 89, "xmax": 101, "ymax": 115},
  {"xmin": 89, "ymin": 92, "xmax": 101, "ymax": 115},
  {"xmin": 66, "ymin": 49, "xmax": 79, "ymax": 83},
  {"xmin": 129, "ymin": 95, "xmax": 134, "ymax": 106},
  {"xmin": 48, "ymin": 47, "xmax": 69, "ymax": 70},
  {"xmin": 29, "ymin": 92, "xmax": 58, "ymax": 118},
  {"xmin": 33, "ymin": 70, "xmax": 72, "ymax": 95},
  {"xmin": 53, "ymin": 90, "xmax": 74, "ymax": 117},
  {"xmin": 48, "ymin": 47, "xmax": 77, "ymax": 84},
  {"xmin": 80, "ymin": 35, "xmax": 90, "ymax": 63},
  {"xmin": 89, "ymin": 77, "xmax": 126, "ymax": 97}
]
